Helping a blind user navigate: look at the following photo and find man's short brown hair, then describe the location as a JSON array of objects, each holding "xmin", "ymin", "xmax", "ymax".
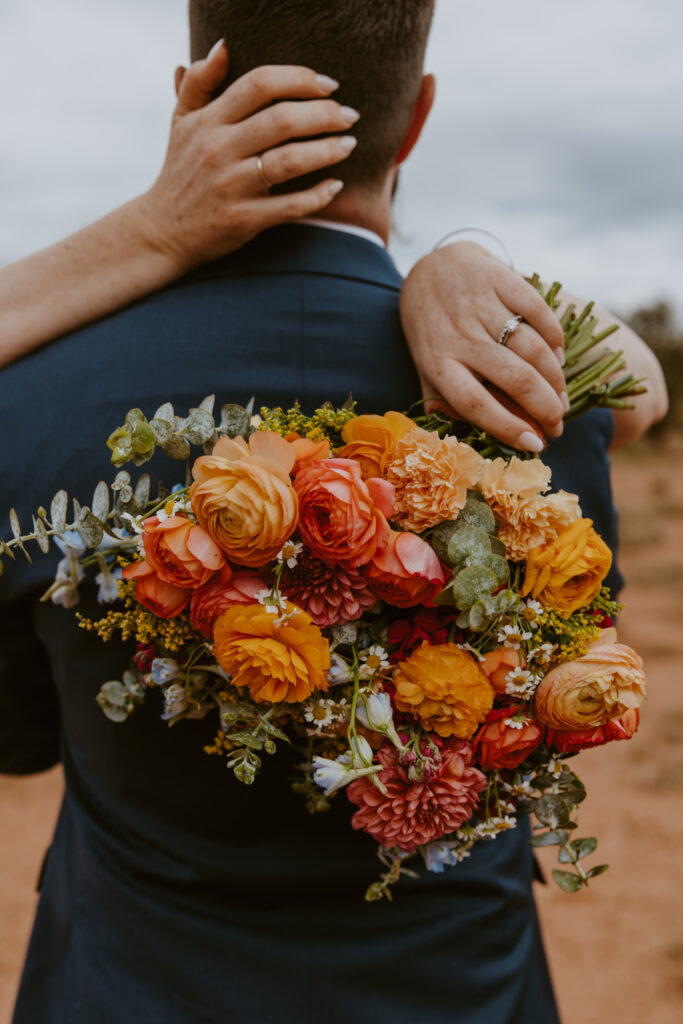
[{"xmin": 189, "ymin": 0, "xmax": 435, "ymax": 186}]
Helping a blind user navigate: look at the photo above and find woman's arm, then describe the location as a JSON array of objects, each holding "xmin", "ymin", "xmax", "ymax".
[{"xmin": 0, "ymin": 42, "xmax": 357, "ymax": 367}]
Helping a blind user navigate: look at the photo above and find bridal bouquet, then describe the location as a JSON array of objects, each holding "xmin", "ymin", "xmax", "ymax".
[{"xmin": 1, "ymin": 288, "xmax": 647, "ymax": 900}]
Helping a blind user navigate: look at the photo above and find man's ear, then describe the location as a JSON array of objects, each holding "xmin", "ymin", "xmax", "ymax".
[
  {"xmin": 174, "ymin": 66, "xmax": 186, "ymax": 98},
  {"xmin": 395, "ymin": 74, "xmax": 436, "ymax": 166}
]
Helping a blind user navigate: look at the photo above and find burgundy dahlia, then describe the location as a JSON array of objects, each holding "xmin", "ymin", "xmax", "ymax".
[
  {"xmin": 347, "ymin": 739, "xmax": 486, "ymax": 853},
  {"xmin": 281, "ymin": 553, "xmax": 377, "ymax": 626}
]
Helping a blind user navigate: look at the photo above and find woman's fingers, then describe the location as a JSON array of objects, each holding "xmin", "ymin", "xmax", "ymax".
[
  {"xmin": 233, "ymin": 99, "xmax": 360, "ymax": 159},
  {"xmin": 252, "ymin": 135, "xmax": 357, "ymax": 188},
  {"xmin": 496, "ymin": 273, "xmax": 566, "ymax": 362},
  {"xmin": 482, "ymin": 303, "xmax": 568, "ymax": 405},
  {"xmin": 469, "ymin": 340, "xmax": 566, "ymax": 435},
  {"xmin": 241, "ymin": 178, "xmax": 346, "ymax": 230},
  {"xmin": 214, "ymin": 64, "xmax": 340, "ymax": 124},
  {"xmin": 175, "ymin": 40, "xmax": 230, "ymax": 116}
]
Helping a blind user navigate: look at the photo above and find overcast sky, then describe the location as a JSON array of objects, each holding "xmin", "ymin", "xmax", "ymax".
[{"xmin": 1, "ymin": 0, "xmax": 681, "ymax": 317}]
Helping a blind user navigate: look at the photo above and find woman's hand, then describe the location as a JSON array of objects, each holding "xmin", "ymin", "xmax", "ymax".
[
  {"xmin": 400, "ymin": 242, "xmax": 570, "ymax": 451},
  {"xmin": 136, "ymin": 40, "xmax": 359, "ymax": 271}
]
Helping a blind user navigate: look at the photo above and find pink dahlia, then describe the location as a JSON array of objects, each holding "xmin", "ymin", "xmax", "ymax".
[
  {"xmin": 347, "ymin": 739, "xmax": 486, "ymax": 853},
  {"xmin": 281, "ymin": 553, "xmax": 377, "ymax": 627}
]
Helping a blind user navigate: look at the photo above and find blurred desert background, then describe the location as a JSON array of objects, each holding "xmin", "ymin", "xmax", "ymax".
[{"xmin": 1, "ymin": 303, "xmax": 682, "ymax": 1022}]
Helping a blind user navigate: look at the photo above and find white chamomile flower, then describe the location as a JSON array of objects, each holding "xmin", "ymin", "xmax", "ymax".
[
  {"xmin": 519, "ymin": 599, "xmax": 544, "ymax": 628},
  {"xmin": 476, "ymin": 816, "xmax": 517, "ymax": 839},
  {"xmin": 256, "ymin": 588, "xmax": 280, "ymax": 615},
  {"xmin": 504, "ymin": 715, "xmax": 532, "ymax": 730},
  {"xmin": 502, "ymin": 777, "xmax": 533, "ymax": 798},
  {"xmin": 304, "ymin": 699, "xmax": 335, "ymax": 730},
  {"xmin": 359, "ymin": 645, "xmax": 389, "ymax": 677},
  {"xmin": 497, "ymin": 624, "xmax": 532, "ymax": 649},
  {"xmin": 528, "ymin": 642, "xmax": 556, "ymax": 666},
  {"xmin": 277, "ymin": 540, "xmax": 303, "ymax": 569},
  {"xmin": 505, "ymin": 668, "xmax": 538, "ymax": 698},
  {"xmin": 119, "ymin": 512, "xmax": 144, "ymax": 535}
]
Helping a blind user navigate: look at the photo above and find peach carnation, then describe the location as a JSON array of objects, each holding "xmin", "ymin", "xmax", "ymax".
[
  {"xmin": 141, "ymin": 514, "xmax": 225, "ymax": 588},
  {"xmin": 281, "ymin": 553, "xmax": 377, "ymax": 627},
  {"xmin": 189, "ymin": 432, "xmax": 298, "ymax": 568},
  {"xmin": 534, "ymin": 641, "xmax": 646, "ymax": 730},
  {"xmin": 384, "ymin": 428, "xmax": 485, "ymax": 531},
  {"xmin": 479, "ymin": 457, "xmax": 581, "ymax": 561},
  {"xmin": 393, "ymin": 642, "xmax": 494, "ymax": 739},
  {"xmin": 347, "ymin": 739, "xmax": 486, "ymax": 853},
  {"xmin": 212, "ymin": 601, "xmax": 330, "ymax": 704}
]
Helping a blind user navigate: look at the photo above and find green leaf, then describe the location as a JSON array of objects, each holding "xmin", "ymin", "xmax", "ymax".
[
  {"xmin": 552, "ymin": 869, "xmax": 583, "ymax": 893},
  {"xmin": 559, "ymin": 837, "xmax": 597, "ymax": 864},
  {"xmin": 150, "ymin": 417, "xmax": 174, "ymax": 445},
  {"xmin": 451, "ymin": 564, "xmax": 498, "ymax": 610},
  {"xmin": 50, "ymin": 490, "xmax": 68, "ymax": 532},
  {"xmin": 586, "ymin": 864, "xmax": 609, "ymax": 879},
  {"xmin": 9, "ymin": 508, "xmax": 21, "ymax": 540},
  {"xmin": 199, "ymin": 394, "xmax": 215, "ymax": 415},
  {"xmin": 181, "ymin": 408, "xmax": 216, "ymax": 445},
  {"xmin": 107, "ymin": 427, "xmax": 133, "ymax": 467},
  {"xmin": 91, "ymin": 481, "xmax": 110, "ymax": 522},
  {"xmin": 457, "ymin": 493, "xmax": 496, "ymax": 533},
  {"xmin": 529, "ymin": 829, "xmax": 569, "ymax": 848},
  {"xmin": 220, "ymin": 404, "xmax": 251, "ymax": 438},
  {"xmin": 33, "ymin": 517, "xmax": 50, "ymax": 554},
  {"xmin": 134, "ymin": 474, "xmax": 151, "ymax": 509},
  {"xmin": 76, "ymin": 507, "xmax": 104, "ymax": 549},
  {"xmin": 162, "ymin": 434, "xmax": 192, "ymax": 461},
  {"xmin": 534, "ymin": 793, "xmax": 571, "ymax": 829},
  {"xmin": 447, "ymin": 524, "xmax": 493, "ymax": 567}
]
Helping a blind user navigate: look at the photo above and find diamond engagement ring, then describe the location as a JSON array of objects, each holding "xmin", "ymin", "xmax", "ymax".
[{"xmin": 497, "ymin": 315, "xmax": 523, "ymax": 347}]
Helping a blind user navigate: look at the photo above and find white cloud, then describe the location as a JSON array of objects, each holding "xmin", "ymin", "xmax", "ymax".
[{"xmin": 1, "ymin": 0, "xmax": 681, "ymax": 317}]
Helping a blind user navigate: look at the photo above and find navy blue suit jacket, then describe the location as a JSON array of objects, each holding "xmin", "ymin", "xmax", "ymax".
[{"xmin": 0, "ymin": 224, "xmax": 618, "ymax": 1022}]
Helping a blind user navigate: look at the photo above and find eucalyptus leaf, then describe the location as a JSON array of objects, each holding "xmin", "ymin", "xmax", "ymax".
[
  {"xmin": 134, "ymin": 474, "xmax": 151, "ymax": 508},
  {"xmin": 447, "ymin": 525, "xmax": 493, "ymax": 568},
  {"xmin": 76, "ymin": 507, "xmax": 104, "ymax": 549},
  {"xmin": 457, "ymin": 493, "xmax": 496, "ymax": 533},
  {"xmin": 50, "ymin": 490, "xmax": 68, "ymax": 532},
  {"xmin": 106, "ymin": 426, "xmax": 133, "ymax": 467},
  {"xmin": 34, "ymin": 517, "xmax": 50, "ymax": 554},
  {"xmin": 552, "ymin": 870, "xmax": 583, "ymax": 893},
  {"xmin": 154, "ymin": 401, "xmax": 174, "ymax": 423},
  {"xmin": 150, "ymin": 417, "xmax": 173, "ymax": 445},
  {"xmin": 534, "ymin": 793, "xmax": 571, "ymax": 829},
  {"xmin": 586, "ymin": 864, "xmax": 609, "ymax": 879},
  {"xmin": 162, "ymin": 434, "xmax": 192, "ymax": 461},
  {"xmin": 92, "ymin": 481, "xmax": 110, "ymax": 521},
  {"xmin": 181, "ymin": 408, "xmax": 215, "ymax": 445},
  {"xmin": 220, "ymin": 403, "xmax": 251, "ymax": 438},
  {"xmin": 559, "ymin": 837, "xmax": 597, "ymax": 863},
  {"xmin": 100, "ymin": 680, "xmax": 129, "ymax": 706},
  {"xmin": 451, "ymin": 564, "xmax": 498, "ymax": 610},
  {"xmin": 529, "ymin": 829, "xmax": 569, "ymax": 848},
  {"xmin": 199, "ymin": 394, "xmax": 216, "ymax": 415},
  {"xmin": 9, "ymin": 509, "xmax": 21, "ymax": 540}
]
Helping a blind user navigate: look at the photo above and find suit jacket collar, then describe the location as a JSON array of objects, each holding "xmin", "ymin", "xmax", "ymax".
[{"xmin": 185, "ymin": 223, "xmax": 403, "ymax": 293}]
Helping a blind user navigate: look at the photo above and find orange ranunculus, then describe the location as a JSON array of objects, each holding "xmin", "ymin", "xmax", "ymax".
[
  {"xmin": 189, "ymin": 567, "xmax": 264, "ymax": 639},
  {"xmin": 141, "ymin": 514, "xmax": 225, "ymax": 588},
  {"xmin": 122, "ymin": 560, "xmax": 190, "ymax": 618},
  {"xmin": 294, "ymin": 458, "xmax": 393, "ymax": 567},
  {"xmin": 480, "ymin": 647, "xmax": 521, "ymax": 695},
  {"xmin": 189, "ymin": 432, "xmax": 298, "ymax": 568},
  {"xmin": 473, "ymin": 707, "xmax": 545, "ymax": 770},
  {"xmin": 522, "ymin": 518, "xmax": 612, "ymax": 617},
  {"xmin": 383, "ymin": 427, "xmax": 485, "ymax": 531},
  {"xmin": 213, "ymin": 601, "xmax": 330, "ymax": 704},
  {"xmin": 393, "ymin": 642, "xmax": 494, "ymax": 739},
  {"xmin": 337, "ymin": 411, "xmax": 416, "ymax": 478},
  {"xmin": 534, "ymin": 641, "xmax": 646, "ymax": 730},
  {"xmin": 603, "ymin": 707, "xmax": 640, "ymax": 741},
  {"xmin": 366, "ymin": 530, "xmax": 446, "ymax": 608}
]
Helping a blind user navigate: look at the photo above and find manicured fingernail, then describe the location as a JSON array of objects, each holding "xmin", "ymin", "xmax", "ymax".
[
  {"xmin": 549, "ymin": 420, "xmax": 564, "ymax": 438},
  {"xmin": 316, "ymin": 74, "xmax": 340, "ymax": 92},
  {"xmin": 560, "ymin": 391, "xmax": 570, "ymax": 412},
  {"xmin": 338, "ymin": 135, "xmax": 358, "ymax": 154},
  {"xmin": 518, "ymin": 431, "xmax": 545, "ymax": 453},
  {"xmin": 554, "ymin": 346, "xmax": 566, "ymax": 366},
  {"xmin": 207, "ymin": 39, "xmax": 225, "ymax": 59},
  {"xmin": 340, "ymin": 106, "xmax": 361, "ymax": 124},
  {"xmin": 327, "ymin": 179, "xmax": 344, "ymax": 197}
]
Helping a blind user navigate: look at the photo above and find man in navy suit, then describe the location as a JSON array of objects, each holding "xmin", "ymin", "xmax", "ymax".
[{"xmin": 1, "ymin": 2, "xmax": 638, "ymax": 1020}]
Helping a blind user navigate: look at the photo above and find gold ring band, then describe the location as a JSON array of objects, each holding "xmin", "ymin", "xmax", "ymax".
[{"xmin": 256, "ymin": 154, "xmax": 273, "ymax": 191}]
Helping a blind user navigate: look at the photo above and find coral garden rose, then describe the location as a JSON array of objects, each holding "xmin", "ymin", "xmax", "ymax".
[
  {"xmin": 534, "ymin": 641, "xmax": 646, "ymax": 730},
  {"xmin": 393, "ymin": 642, "xmax": 494, "ymax": 739},
  {"xmin": 548, "ymin": 708, "xmax": 640, "ymax": 754},
  {"xmin": 384, "ymin": 428, "xmax": 485, "ymax": 532},
  {"xmin": 141, "ymin": 514, "xmax": 225, "ymax": 588},
  {"xmin": 189, "ymin": 432, "xmax": 298, "ymax": 568},
  {"xmin": 522, "ymin": 518, "xmax": 612, "ymax": 617},
  {"xmin": 472, "ymin": 707, "xmax": 545, "ymax": 770},
  {"xmin": 212, "ymin": 601, "xmax": 330, "ymax": 704},
  {"xmin": 337, "ymin": 411, "xmax": 416, "ymax": 478},
  {"xmin": 122, "ymin": 561, "xmax": 190, "ymax": 618},
  {"xmin": 347, "ymin": 739, "xmax": 486, "ymax": 853},
  {"xmin": 480, "ymin": 647, "xmax": 521, "ymax": 696},
  {"xmin": 189, "ymin": 567, "xmax": 264, "ymax": 639},
  {"xmin": 281, "ymin": 552, "xmax": 376, "ymax": 627},
  {"xmin": 366, "ymin": 530, "xmax": 446, "ymax": 608},
  {"xmin": 294, "ymin": 458, "xmax": 393, "ymax": 567}
]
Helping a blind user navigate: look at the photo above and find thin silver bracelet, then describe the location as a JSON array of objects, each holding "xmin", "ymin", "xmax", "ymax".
[{"xmin": 432, "ymin": 227, "xmax": 515, "ymax": 270}]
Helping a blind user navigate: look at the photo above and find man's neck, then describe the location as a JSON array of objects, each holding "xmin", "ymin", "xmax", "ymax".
[{"xmin": 305, "ymin": 175, "xmax": 394, "ymax": 245}]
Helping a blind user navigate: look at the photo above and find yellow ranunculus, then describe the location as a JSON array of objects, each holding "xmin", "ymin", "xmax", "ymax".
[
  {"xmin": 337, "ymin": 411, "xmax": 416, "ymax": 478},
  {"xmin": 521, "ymin": 518, "xmax": 612, "ymax": 617}
]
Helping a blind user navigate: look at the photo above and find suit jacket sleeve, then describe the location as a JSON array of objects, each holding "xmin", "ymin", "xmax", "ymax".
[{"xmin": 0, "ymin": 592, "xmax": 61, "ymax": 774}]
